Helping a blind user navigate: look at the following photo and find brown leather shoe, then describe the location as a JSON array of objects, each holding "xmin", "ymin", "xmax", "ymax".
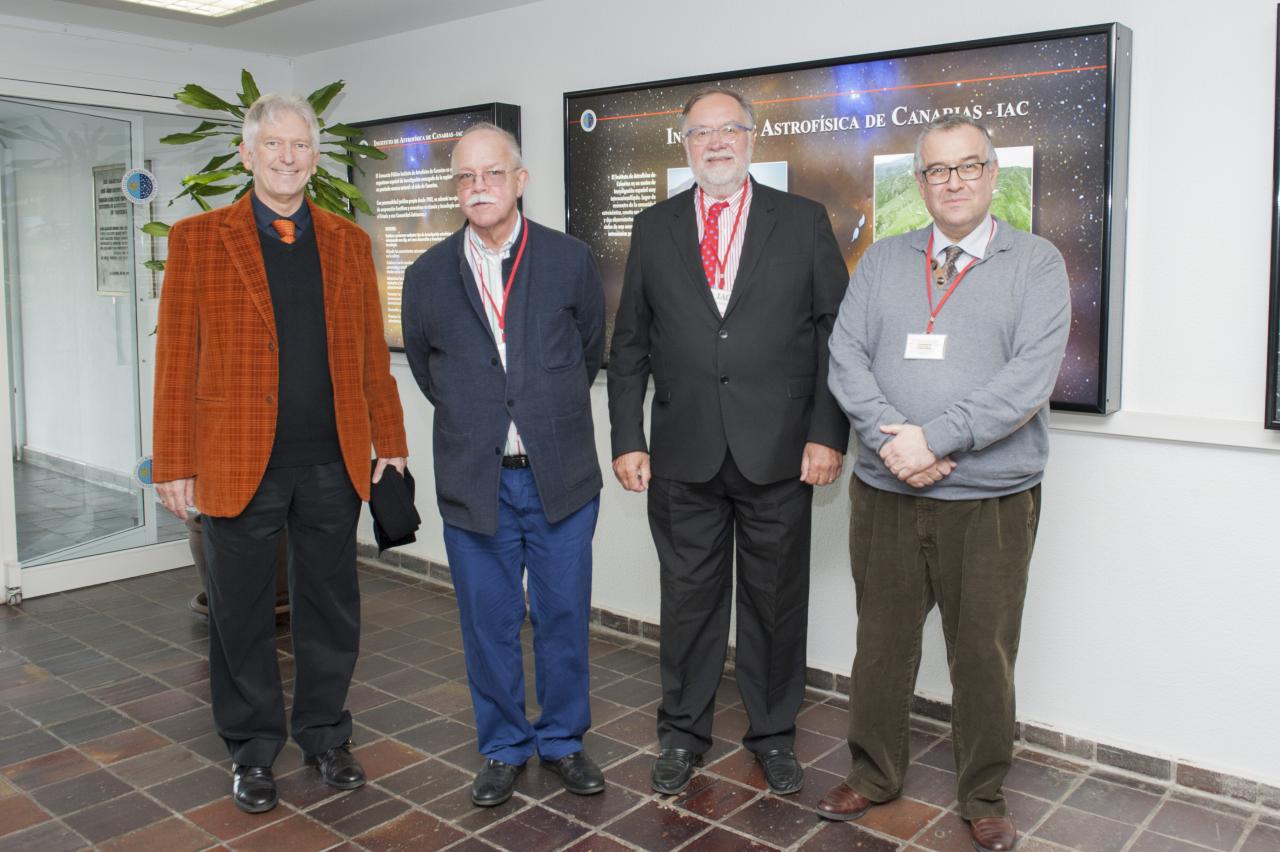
[
  {"xmin": 815, "ymin": 782, "xmax": 874, "ymax": 821},
  {"xmin": 969, "ymin": 815, "xmax": 1017, "ymax": 852}
]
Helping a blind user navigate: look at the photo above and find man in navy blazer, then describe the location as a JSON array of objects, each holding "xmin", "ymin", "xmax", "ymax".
[{"xmin": 402, "ymin": 123, "xmax": 606, "ymax": 807}]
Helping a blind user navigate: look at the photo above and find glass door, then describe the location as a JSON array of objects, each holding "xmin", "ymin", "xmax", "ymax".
[{"xmin": 0, "ymin": 97, "xmax": 188, "ymax": 601}]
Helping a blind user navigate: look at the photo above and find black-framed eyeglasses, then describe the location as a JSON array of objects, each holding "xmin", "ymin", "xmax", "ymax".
[
  {"xmin": 452, "ymin": 168, "xmax": 514, "ymax": 189},
  {"xmin": 683, "ymin": 123, "xmax": 754, "ymax": 146},
  {"xmin": 920, "ymin": 161, "xmax": 989, "ymax": 185}
]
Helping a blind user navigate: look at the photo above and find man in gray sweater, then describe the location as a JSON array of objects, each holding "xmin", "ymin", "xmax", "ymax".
[{"xmin": 818, "ymin": 115, "xmax": 1070, "ymax": 852}]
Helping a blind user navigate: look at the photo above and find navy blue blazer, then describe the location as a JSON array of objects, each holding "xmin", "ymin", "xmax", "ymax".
[{"xmin": 402, "ymin": 218, "xmax": 605, "ymax": 535}]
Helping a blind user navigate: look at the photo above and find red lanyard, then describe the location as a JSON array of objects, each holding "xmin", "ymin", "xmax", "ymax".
[
  {"xmin": 698, "ymin": 178, "xmax": 749, "ymax": 289},
  {"xmin": 469, "ymin": 220, "xmax": 528, "ymax": 342},
  {"xmin": 922, "ymin": 219, "xmax": 995, "ymax": 334}
]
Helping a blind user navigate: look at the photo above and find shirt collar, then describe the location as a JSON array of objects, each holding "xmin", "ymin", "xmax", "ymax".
[
  {"xmin": 467, "ymin": 211, "xmax": 523, "ymax": 259},
  {"xmin": 931, "ymin": 214, "xmax": 994, "ymax": 261},
  {"xmin": 251, "ymin": 193, "xmax": 312, "ymax": 239},
  {"xmin": 697, "ymin": 178, "xmax": 749, "ymax": 212}
]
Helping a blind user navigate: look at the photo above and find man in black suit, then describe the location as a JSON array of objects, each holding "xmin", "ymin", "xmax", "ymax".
[
  {"xmin": 402, "ymin": 123, "xmax": 606, "ymax": 808},
  {"xmin": 608, "ymin": 88, "xmax": 850, "ymax": 797}
]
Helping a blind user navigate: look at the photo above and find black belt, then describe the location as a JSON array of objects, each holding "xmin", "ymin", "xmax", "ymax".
[{"xmin": 501, "ymin": 454, "xmax": 530, "ymax": 469}]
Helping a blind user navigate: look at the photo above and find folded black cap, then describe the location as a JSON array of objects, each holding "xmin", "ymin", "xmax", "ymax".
[{"xmin": 368, "ymin": 462, "xmax": 421, "ymax": 554}]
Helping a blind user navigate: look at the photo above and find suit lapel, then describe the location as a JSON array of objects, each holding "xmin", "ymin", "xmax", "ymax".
[
  {"xmin": 667, "ymin": 190, "xmax": 722, "ymax": 319},
  {"xmin": 455, "ymin": 226, "xmax": 497, "ymax": 344},
  {"xmin": 310, "ymin": 199, "xmax": 344, "ymax": 337},
  {"xmin": 221, "ymin": 194, "xmax": 276, "ymax": 342},
  {"xmin": 723, "ymin": 178, "xmax": 776, "ymax": 318}
]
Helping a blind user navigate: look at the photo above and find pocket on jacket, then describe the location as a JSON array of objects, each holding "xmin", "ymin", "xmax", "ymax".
[
  {"xmin": 537, "ymin": 308, "xmax": 583, "ymax": 372},
  {"xmin": 552, "ymin": 407, "xmax": 599, "ymax": 489},
  {"xmin": 432, "ymin": 425, "xmax": 472, "ymax": 508}
]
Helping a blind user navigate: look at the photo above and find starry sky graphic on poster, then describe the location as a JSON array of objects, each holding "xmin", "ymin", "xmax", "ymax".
[
  {"xmin": 566, "ymin": 32, "xmax": 1118, "ymax": 408},
  {"xmin": 350, "ymin": 109, "xmax": 494, "ymax": 351}
]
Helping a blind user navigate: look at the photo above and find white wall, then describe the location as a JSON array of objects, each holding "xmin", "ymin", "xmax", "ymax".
[{"xmin": 297, "ymin": 0, "xmax": 1280, "ymax": 787}]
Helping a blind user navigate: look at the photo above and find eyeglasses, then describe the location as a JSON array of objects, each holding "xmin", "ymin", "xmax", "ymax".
[
  {"xmin": 683, "ymin": 123, "xmax": 754, "ymax": 146},
  {"xmin": 919, "ymin": 161, "xmax": 989, "ymax": 185},
  {"xmin": 452, "ymin": 168, "xmax": 515, "ymax": 189}
]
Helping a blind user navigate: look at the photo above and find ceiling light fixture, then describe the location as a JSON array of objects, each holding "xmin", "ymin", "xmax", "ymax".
[{"xmin": 110, "ymin": 0, "xmax": 281, "ymax": 18}]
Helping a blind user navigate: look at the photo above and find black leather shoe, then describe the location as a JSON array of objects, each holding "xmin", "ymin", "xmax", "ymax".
[
  {"xmin": 471, "ymin": 758, "xmax": 523, "ymax": 807},
  {"xmin": 232, "ymin": 764, "xmax": 277, "ymax": 813},
  {"xmin": 757, "ymin": 747, "xmax": 804, "ymax": 794},
  {"xmin": 651, "ymin": 747, "xmax": 701, "ymax": 795},
  {"xmin": 305, "ymin": 743, "xmax": 366, "ymax": 790},
  {"xmin": 543, "ymin": 750, "xmax": 604, "ymax": 795}
]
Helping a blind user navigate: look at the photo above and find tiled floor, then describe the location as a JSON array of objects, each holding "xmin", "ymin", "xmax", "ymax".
[
  {"xmin": 0, "ymin": 563, "xmax": 1277, "ymax": 851},
  {"xmin": 13, "ymin": 461, "xmax": 186, "ymax": 563}
]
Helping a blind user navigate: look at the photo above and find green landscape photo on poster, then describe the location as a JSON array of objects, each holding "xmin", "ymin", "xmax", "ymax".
[{"xmin": 873, "ymin": 146, "xmax": 1033, "ymax": 240}]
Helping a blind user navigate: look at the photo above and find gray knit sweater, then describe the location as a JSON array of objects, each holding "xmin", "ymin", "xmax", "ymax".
[{"xmin": 828, "ymin": 219, "xmax": 1071, "ymax": 499}]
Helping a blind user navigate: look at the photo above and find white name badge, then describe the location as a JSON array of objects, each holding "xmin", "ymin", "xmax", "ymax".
[
  {"xmin": 711, "ymin": 287, "xmax": 731, "ymax": 315},
  {"xmin": 905, "ymin": 333, "xmax": 946, "ymax": 360}
]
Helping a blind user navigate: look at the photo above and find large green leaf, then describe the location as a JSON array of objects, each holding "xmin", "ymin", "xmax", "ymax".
[
  {"xmin": 182, "ymin": 169, "xmax": 242, "ymax": 186},
  {"xmin": 240, "ymin": 69, "xmax": 261, "ymax": 106},
  {"xmin": 191, "ymin": 183, "xmax": 239, "ymax": 196},
  {"xmin": 323, "ymin": 123, "xmax": 363, "ymax": 139},
  {"xmin": 143, "ymin": 259, "xmax": 166, "ymax": 271},
  {"xmin": 159, "ymin": 131, "xmax": 215, "ymax": 145},
  {"xmin": 306, "ymin": 80, "xmax": 345, "ymax": 116},
  {"xmin": 317, "ymin": 171, "xmax": 360, "ymax": 199},
  {"xmin": 323, "ymin": 151, "xmax": 356, "ymax": 168},
  {"xmin": 141, "ymin": 221, "xmax": 171, "ymax": 237},
  {"xmin": 196, "ymin": 152, "xmax": 238, "ymax": 173},
  {"xmin": 339, "ymin": 140, "xmax": 387, "ymax": 160},
  {"xmin": 174, "ymin": 84, "xmax": 242, "ymax": 116}
]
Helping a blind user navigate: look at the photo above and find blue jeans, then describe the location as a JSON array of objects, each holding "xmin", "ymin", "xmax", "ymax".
[{"xmin": 443, "ymin": 468, "xmax": 599, "ymax": 765}]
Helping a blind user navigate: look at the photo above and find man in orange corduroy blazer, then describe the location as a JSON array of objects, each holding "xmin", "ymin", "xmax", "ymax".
[{"xmin": 152, "ymin": 94, "xmax": 407, "ymax": 815}]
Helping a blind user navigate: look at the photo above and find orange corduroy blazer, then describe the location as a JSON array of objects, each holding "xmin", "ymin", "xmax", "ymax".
[{"xmin": 152, "ymin": 193, "xmax": 408, "ymax": 517}]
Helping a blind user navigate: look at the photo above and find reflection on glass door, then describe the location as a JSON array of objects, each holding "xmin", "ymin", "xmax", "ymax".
[{"xmin": 0, "ymin": 98, "xmax": 177, "ymax": 575}]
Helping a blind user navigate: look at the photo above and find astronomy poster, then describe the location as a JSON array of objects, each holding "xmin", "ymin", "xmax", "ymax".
[{"xmin": 566, "ymin": 29, "xmax": 1124, "ymax": 409}]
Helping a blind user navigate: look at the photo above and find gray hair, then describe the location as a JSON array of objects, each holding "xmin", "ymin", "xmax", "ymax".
[
  {"xmin": 913, "ymin": 114, "xmax": 998, "ymax": 173},
  {"xmin": 451, "ymin": 121, "xmax": 523, "ymax": 169},
  {"xmin": 678, "ymin": 86, "xmax": 756, "ymax": 134},
  {"xmin": 242, "ymin": 93, "xmax": 321, "ymax": 151}
]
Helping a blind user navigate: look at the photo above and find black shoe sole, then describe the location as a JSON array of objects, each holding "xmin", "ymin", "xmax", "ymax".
[{"xmin": 471, "ymin": 787, "xmax": 516, "ymax": 807}]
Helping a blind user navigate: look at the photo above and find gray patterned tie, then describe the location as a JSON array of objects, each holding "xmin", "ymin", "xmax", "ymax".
[{"xmin": 934, "ymin": 245, "xmax": 964, "ymax": 288}]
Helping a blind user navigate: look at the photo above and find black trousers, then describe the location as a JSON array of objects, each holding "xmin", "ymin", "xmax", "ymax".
[
  {"xmin": 648, "ymin": 450, "xmax": 813, "ymax": 755},
  {"xmin": 202, "ymin": 461, "xmax": 361, "ymax": 766}
]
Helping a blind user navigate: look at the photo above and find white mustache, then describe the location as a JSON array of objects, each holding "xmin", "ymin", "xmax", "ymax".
[{"xmin": 465, "ymin": 193, "xmax": 499, "ymax": 207}]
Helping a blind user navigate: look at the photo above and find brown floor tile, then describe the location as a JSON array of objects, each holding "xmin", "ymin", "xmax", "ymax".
[
  {"xmin": 607, "ymin": 799, "xmax": 712, "ymax": 851},
  {"xmin": 111, "ymin": 742, "xmax": 208, "ymax": 788},
  {"xmin": 23, "ymin": 692, "xmax": 107, "ymax": 725},
  {"xmin": 97, "ymin": 815, "xmax": 216, "ymax": 852},
  {"xmin": 594, "ymin": 646, "xmax": 659, "ymax": 676},
  {"xmin": 354, "ymin": 809, "xmax": 465, "ymax": 851},
  {"xmin": 723, "ymin": 793, "xmax": 820, "ymax": 848},
  {"xmin": 914, "ymin": 811, "xmax": 982, "ymax": 852},
  {"xmin": 120, "ymin": 687, "xmax": 205, "ymax": 723},
  {"xmin": 353, "ymin": 737, "xmax": 427, "ymax": 780},
  {"xmin": 705, "ymin": 747, "xmax": 769, "ymax": 791},
  {"xmin": 596, "ymin": 751, "xmax": 653, "ymax": 795},
  {"xmin": 89, "ymin": 674, "xmax": 168, "ymax": 706},
  {"xmin": 1147, "ymin": 799, "xmax": 1247, "ymax": 850},
  {"xmin": 1127, "ymin": 831, "xmax": 1217, "ymax": 852},
  {"xmin": 1001, "ymin": 755, "xmax": 1079, "ymax": 802},
  {"xmin": 0, "ymin": 678, "xmax": 77, "ymax": 710},
  {"xmin": 307, "ymin": 785, "xmax": 408, "ymax": 833},
  {"xmin": 152, "ymin": 659, "xmax": 210, "ymax": 688},
  {"xmin": 1, "ymin": 747, "xmax": 96, "ymax": 790},
  {"xmin": 185, "ymin": 796, "xmax": 293, "ymax": 840},
  {"xmin": 146, "ymin": 765, "xmax": 228, "ymax": 811},
  {"xmin": 61, "ymin": 790, "xmax": 170, "ymax": 844},
  {"xmin": 232, "ymin": 812, "xmax": 344, "ymax": 851},
  {"xmin": 683, "ymin": 825, "xmax": 781, "ymax": 850},
  {"xmin": 593, "ymin": 675, "xmax": 661, "ymax": 708},
  {"xmin": 1033, "ymin": 806, "xmax": 1138, "ymax": 852},
  {"xmin": 59, "ymin": 660, "xmax": 136, "ymax": 691},
  {"xmin": 0, "ymin": 819, "xmax": 88, "ymax": 852},
  {"xmin": 377, "ymin": 757, "xmax": 469, "ymax": 805},
  {"xmin": 1243, "ymin": 823, "xmax": 1280, "ymax": 851},
  {"xmin": 480, "ymin": 803, "xmax": 590, "ymax": 851},
  {"xmin": 595, "ymin": 709, "xmax": 658, "ymax": 749},
  {"xmin": 801, "ymin": 819, "xmax": 902, "ymax": 851},
  {"xmin": 276, "ymin": 765, "xmax": 342, "ymax": 810},
  {"xmin": 581, "ymin": 729, "xmax": 640, "ymax": 769},
  {"xmin": 544, "ymin": 782, "xmax": 645, "ymax": 825},
  {"xmin": 359, "ymin": 698, "xmax": 434, "ymax": 734},
  {"xmin": 795, "ymin": 727, "xmax": 844, "ymax": 763},
  {"xmin": 384, "ymin": 639, "xmax": 454, "ymax": 667},
  {"xmin": 676, "ymin": 775, "xmax": 757, "ymax": 820},
  {"xmin": 0, "ymin": 793, "xmax": 50, "ymax": 836},
  {"xmin": 423, "ymin": 782, "xmax": 530, "ymax": 831},
  {"xmin": 30, "ymin": 767, "xmax": 131, "ymax": 815},
  {"xmin": 148, "ymin": 706, "xmax": 214, "ymax": 742},
  {"xmin": 854, "ymin": 794, "xmax": 943, "ymax": 840},
  {"xmin": 80, "ymin": 725, "xmax": 170, "ymax": 763},
  {"xmin": 0, "ymin": 711, "xmax": 35, "ymax": 740},
  {"xmin": 797, "ymin": 702, "xmax": 848, "ymax": 740},
  {"xmin": 368, "ymin": 665, "xmax": 444, "ymax": 700},
  {"xmin": 49, "ymin": 708, "xmax": 135, "ymax": 744},
  {"xmin": 1063, "ymin": 775, "xmax": 1162, "ymax": 824},
  {"xmin": 417, "ymin": 681, "xmax": 475, "ymax": 716},
  {"xmin": 786, "ymin": 767, "xmax": 845, "ymax": 814},
  {"xmin": 562, "ymin": 833, "xmax": 636, "ymax": 852},
  {"xmin": 397, "ymin": 718, "xmax": 476, "ymax": 756}
]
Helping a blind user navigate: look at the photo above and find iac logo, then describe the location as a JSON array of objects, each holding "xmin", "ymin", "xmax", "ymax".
[{"xmin": 580, "ymin": 109, "xmax": 597, "ymax": 132}]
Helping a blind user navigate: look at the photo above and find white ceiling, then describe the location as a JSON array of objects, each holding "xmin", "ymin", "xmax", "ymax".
[{"xmin": 0, "ymin": 0, "xmax": 541, "ymax": 56}]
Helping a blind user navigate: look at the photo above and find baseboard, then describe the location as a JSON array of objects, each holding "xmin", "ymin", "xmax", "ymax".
[
  {"xmin": 358, "ymin": 543, "xmax": 1280, "ymax": 813},
  {"xmin": 20, "ymin": 447, "xmax": 133, "ymax": 492}
]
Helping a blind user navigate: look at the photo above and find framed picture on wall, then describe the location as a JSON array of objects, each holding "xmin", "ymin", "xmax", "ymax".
[
  {"xmin": 565, "ymin": 23, "xmax": 1133, "ymax": 414},
  {"xmin": 348, "ymin": 103, "xmax": 520, "ymax": 351},
  {"xmin": 1266, "ymin": 7, "xmax": 1280, "ymax": 430}
]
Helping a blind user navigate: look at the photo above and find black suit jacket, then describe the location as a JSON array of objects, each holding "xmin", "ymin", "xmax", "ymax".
[
  {"xmin": 608, "ymin": 179, "xmax": 850, "ymax": 485},
  {"xmin": 402, "ymin": 218, "xmax": 605, "ymax": 535}
]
